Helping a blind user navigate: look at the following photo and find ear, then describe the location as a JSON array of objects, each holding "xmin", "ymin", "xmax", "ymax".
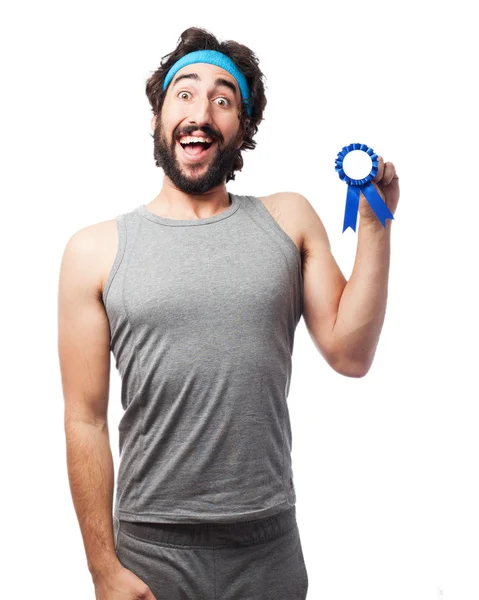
[
  {"xmin": 151, "ymin": 114, "xmax": 157, "ymax": 131},
  {"xmin": 236, "ymin": 118, "xmax": 250, "ymax": 149}
]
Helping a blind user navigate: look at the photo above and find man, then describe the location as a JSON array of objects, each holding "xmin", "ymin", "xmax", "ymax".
[{"xmin": 58, "ymin": 27, "xmax": 399, "ymax": 600}]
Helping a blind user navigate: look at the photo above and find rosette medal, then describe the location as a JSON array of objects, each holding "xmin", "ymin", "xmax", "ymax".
[{"xmin": 335, "ymin": 143, "xmax": 395, "ymax": 232}]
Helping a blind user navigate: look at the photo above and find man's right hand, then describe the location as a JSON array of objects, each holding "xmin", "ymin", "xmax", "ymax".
[{"xmin": 94, "ymin": 563, "xmax": 158, "ymax": 599}]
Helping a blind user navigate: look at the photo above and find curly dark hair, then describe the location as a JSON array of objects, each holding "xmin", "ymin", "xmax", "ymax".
[{"xmin": 145, "ymin": 27, "xmax": 267, "ymax": 182}]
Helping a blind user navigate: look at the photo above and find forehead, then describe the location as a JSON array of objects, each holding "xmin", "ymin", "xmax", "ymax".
[{"xmin": 169, "ymin": 62, "xmax": 238, "ymax": 94}]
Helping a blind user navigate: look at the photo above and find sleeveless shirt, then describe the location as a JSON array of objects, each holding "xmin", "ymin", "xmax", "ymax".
[{"xmin": 103, "ymin": 192, "xmax": 303, "ymax": 524}]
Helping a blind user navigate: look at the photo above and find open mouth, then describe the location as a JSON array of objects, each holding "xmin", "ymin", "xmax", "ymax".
[{"xmin": 177, "ymin": 138, "xmax": 217, "ymax": 161}]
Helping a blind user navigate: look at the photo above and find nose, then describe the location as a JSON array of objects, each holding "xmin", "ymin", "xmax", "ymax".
[{"xmin": 186, "ymin": 95, "xmax": 214, "ymax": 131}]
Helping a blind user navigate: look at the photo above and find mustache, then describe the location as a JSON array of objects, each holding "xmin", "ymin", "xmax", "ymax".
[{"xmin": 176, "ymin": 126, "xmax": 222, "ymax": 143}]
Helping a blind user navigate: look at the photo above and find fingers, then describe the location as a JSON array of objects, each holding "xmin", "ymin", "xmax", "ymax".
[
  {"xmin": 373, "ymin": 155, "xmax": 397, "ymax": 186},
  {"xmin": 373, "ymin": 155, "xmax": 385, "ymax": 182},
  {"xmin": 382, "ymin": 162, "xmax": 397, "ymax": 185}
]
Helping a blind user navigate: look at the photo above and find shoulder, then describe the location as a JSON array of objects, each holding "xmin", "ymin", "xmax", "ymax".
[
  {"xmin": 257, "ymin": 191, "xmax": 308, "ymax": 227},
  {"xmin": 258, "ymin": 191, "xmax": 316, "ymax": 224},
  {"xmin": 61, "ymin": 219, "xmax": 119, "ymax": 297},
  {"xmin": 254, "ymin": 192, "xmax": 306, "ymax": 258},
  {"xmin": 257, "ymin": 192, "xmax": 329, "ymax": 259}
]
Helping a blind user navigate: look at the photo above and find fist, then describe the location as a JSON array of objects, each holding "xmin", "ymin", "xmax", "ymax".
[{"xmin": 358, "ymin": 154, "xmax": 400, "ymax": 224}]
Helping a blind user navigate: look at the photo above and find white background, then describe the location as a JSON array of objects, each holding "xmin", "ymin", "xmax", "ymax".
[{"xmin": 1, "ymin": 1, "xmax": 478, "ymax": 599}]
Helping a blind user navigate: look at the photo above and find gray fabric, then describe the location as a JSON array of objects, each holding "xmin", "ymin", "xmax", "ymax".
[
  {"xmin": 115, "ymin": 506, "xmax": 308, "ymax": 599},
  {"xmin": 103, "ymin": 192, "xmax": 303, "ymax": 526}
]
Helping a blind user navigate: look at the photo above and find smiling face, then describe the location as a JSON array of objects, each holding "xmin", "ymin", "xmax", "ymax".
[{"xmin": 152, "ymin": 62, "xmax": 246, "ymax": 195}]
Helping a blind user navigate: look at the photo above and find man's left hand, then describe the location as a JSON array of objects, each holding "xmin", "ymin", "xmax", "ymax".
[{"xmin": 358, "ymin": 155, "xmax": 400, "ymax": 225}]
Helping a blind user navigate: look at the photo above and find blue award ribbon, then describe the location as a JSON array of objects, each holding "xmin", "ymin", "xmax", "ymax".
[{"xmin": 335, "ymin": 142, "xmax": 395, "ymax": 232}]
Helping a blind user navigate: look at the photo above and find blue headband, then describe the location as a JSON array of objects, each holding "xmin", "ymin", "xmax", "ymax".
[{"xmin": 162, "ymin": 49, "xmax": 252, "ymax": 118}]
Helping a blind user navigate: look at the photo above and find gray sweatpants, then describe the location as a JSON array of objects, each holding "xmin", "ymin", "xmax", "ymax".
[{"xmin": 114, "ymin": 506, "xmax": 308, "ymax": 599}]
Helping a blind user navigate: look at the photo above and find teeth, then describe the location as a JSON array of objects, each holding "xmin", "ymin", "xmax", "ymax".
[{"xmin": 180, "ymin": 136, "xmax": 213, "ymax": 145}]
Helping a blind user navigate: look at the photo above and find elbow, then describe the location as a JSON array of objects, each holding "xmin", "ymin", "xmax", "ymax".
[
  {"xmin": 331, "ymin": 355, "xmax": 371, "ymax": 378},
  {"xmin": 338, "ymin": 365, "xmax": 369, "ymax": 378}
]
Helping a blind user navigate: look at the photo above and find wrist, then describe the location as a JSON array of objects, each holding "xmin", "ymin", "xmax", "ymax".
[
  {"xmin": 359, "ymin": 216, "xmax": 393, "ymax": 236},
  {"xmin": 89, "ymin": 556, "xmax": 123, "ymax": 583}
]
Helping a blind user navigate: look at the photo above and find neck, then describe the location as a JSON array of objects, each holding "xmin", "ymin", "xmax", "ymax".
[{"xmin": 148, "ymin": 179, "xmax": 231, "ymax": 220}]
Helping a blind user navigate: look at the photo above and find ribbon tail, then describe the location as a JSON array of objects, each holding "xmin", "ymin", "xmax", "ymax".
[
  {"xmin": 343, "ymin": 185, "xmax": 360, "ymax": 232},
  {"xmin": 361, "ymin": 182, "xmax": 395, "ymax": 227}
]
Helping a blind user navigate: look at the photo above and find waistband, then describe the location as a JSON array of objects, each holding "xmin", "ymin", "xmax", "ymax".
[{"xmin": 119, "ymin": 506, "xmax": 297, "ymax": 548}]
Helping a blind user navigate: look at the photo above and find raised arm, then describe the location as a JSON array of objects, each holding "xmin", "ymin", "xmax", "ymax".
[{"xmin": 296, "ymin": 156, "xmax": 398, "ymax": 377}]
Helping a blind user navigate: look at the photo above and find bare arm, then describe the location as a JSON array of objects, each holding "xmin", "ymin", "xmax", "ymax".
[
  {"xmin": 57, "ymin": 224, "xmax": 121, "ymax": 583},
  {"xmin": 332, "ymin": 157, "xmax": 399, "ymax": 375},
  {"xmin": 296, "ymin": 192, "xmax": 391, "ymax": 377},
  {"xmin": 298, "ymin": 156, "xmax": 398, "ymax": 377},
  {"xmin": 332, "ymin": 218, "xmax": 391, "ymax": 376}
]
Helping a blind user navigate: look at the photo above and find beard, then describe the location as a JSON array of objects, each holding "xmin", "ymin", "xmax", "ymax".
[{"xmin": 152, "ymin": 120, "xmax": 241, "ymax": 195}]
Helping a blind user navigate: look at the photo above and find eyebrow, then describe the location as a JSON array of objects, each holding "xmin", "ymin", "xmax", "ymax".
[{"xmin": 171, "ymin": 72, "xmax": 238, "ymax": 98}]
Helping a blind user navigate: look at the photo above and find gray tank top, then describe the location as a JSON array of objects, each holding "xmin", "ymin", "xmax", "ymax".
[{"xmin": 103, "ymin": 192, "xmax": 303, "ymax": 524}]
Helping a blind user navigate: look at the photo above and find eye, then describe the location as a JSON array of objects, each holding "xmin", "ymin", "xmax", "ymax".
[
  {"xmin": 177, "ymin": 91, "xmax": 231, "ymax": 107},
  {"xmin": 215, "ymin": 97, "xmax": 230, "ymax": 107}
]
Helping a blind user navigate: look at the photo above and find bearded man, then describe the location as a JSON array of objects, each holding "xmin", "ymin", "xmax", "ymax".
[{"xmin": 58, "ymin": 25, "xmax": 399, "ymax": 600}]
